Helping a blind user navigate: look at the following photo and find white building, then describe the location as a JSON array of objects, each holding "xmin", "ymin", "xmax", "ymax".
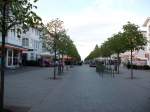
[
  {"xmin": 142, "ymin": 17, "xmax": 150, "ymax": 65},
  {"xmin": 22, "ymin": 27, "xmax": 42, "ymax": 64},
  {"xmin": 0, "ymin": 27, "xmax": 43, "ymax": 68},
  {"xmin": 143, "ymin": 17, "xmax": 150, "ymax": 52},
  {"xmin": 121, "ymin": 17, "xmax": 150, "ymax": 66},
  {"xmin": 0, "ymin": 28, "xmax": 27, "ymax": 68}
]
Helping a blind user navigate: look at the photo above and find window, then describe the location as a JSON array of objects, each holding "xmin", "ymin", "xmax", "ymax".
[
  {"xmin": 30, "ymin": 53, "xmax": 34, "ymax": 60},
  {"xmin": 33, "ymin": 40, "xmax": 36, "ymax": 48},
  {"xmin": 13, "ymin": 50, "xmax": 19, "ymax": 65},
  {"xmin": 8, "ymin": 50, "xmax": 12, "ymax": 66},
  {"xmin": 10, "ymin": 29, "xmax": 15, "ymax": 37},
  {"xmin": 37, "ymin": 30, "xmax": 39, "ymax": 35},
  {"xmin": 35, "ymin": 30, "xmax": 37, "ymax": 35},
  {"xmin": 30, "ymin": 39, "xmax": 33, "ymax": 48},
  {"xmin": 149, "ymin": 26, "xmax": 150, "ymax": 32},
  {"xmin": 22, "ymin": 38, "xmax": 29, "ymax": 47},
  {"xmin": 32, "ymin": 28, "xmax": 34, "ymax": 33},
  {"xmin": 13, "ymin": 30, "xmax": 16, "ymax": 37},
  {"xmin": 37, "ymin": 42, "xmax": 39, "ymax": 49},
  {"xmin": 36, "ymin": 41, "xmax": 38, "ymax": 48}
]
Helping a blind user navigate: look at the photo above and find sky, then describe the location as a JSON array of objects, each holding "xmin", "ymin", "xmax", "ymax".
[{"xmin": 34, "ymin": 0, "xmax": 150, "ymax": 60}]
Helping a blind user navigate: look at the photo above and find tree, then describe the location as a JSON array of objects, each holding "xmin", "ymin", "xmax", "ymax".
[
  {"xmin": 85, "ymin": 22, "xmax": 147, "ymax": 78},
  {"xmin": 108, "ymin": 32, "xmax": 126, "ymax": 73},
  {"xmin": 100, "ymin": 41, "xmax": 113, "ymax": 58},
  {"xmin": 85, "ymin": 44, "xmax": 101, "ymax": 61},
  {"xmin": 43, "ymin": 18, "xmax": 81, "ymax": 73},
  {"xmin": 0, "ymin": 0, "xmax": 41, "ymax": 111},
  {"xmin": 122, "ymin": 22, "xmax": 147, "ymax": 79},
  {"xmin": 64, "ymin": 37, "xmax": 80, "ymax": 66},
  {"xmin": 43, "ymin": 18, "xmax": 65, "ymax": 79}
]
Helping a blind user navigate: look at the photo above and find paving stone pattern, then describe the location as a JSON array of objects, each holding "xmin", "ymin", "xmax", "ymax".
[{"xmin": 4, "ymin": 65, "xmax": 150, "ymax": 112}]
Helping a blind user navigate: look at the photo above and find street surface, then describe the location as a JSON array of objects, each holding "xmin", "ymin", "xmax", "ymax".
[{"xmin": 4, "ymin": 65, "xmax": 150, "ymax": 112}]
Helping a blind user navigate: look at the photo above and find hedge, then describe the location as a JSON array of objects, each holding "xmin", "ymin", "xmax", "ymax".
[{"xmin": 126, "ymin": 64, "xmax": 150, "ymax": 70}]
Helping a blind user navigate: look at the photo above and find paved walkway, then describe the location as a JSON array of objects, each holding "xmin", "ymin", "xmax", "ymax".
[{"xmin": 4, "ymin": 65, "xmax": 150, "ymax": 112}]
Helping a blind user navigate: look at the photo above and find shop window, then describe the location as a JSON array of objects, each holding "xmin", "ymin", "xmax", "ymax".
[
  {"xmin": 8, "ymin": 50, "xmax": 12, "ymax": 66},
  {"xmin": 13, "ymin": 50, "xmax": 19, "ymax": 65}
]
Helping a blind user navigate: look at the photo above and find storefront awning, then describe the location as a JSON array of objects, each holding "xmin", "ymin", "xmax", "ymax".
[{"xmin": 0, "ymin": 43, "xmax": 28, "ymax": 51}]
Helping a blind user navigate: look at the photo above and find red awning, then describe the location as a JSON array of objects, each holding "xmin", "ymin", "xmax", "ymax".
[{"xmin": 0, "ymin": 44, "xmax": 28, "ymax": 51}]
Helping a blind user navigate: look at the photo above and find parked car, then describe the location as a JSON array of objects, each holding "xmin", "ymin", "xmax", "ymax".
[
  {"xmin": 89, "ymin": 62, "xmax": 96, "ymax": 67},
  {"xmin": 78, "ymin": 61, "xmax": 83, "ymax": 65}
]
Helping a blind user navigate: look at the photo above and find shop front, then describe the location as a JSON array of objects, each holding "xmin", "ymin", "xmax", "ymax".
[{"xmin": 0, "ymin": 43, "xmax": 28, "ymax": 68}]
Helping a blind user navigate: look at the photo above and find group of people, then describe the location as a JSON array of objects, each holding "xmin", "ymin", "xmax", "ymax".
[{"xmin": 95, "ymin": 59, "xmax": 120, "ymax": 73}]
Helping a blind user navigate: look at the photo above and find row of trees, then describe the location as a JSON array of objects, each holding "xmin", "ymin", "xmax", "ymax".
[
  {"xmin": 0, "ymin": 0, "xmax": 80, "ymax": 111},
  {"xmin": 85, "ymin": 22, "xmax": 147, "ymax": 78},
  {"xmin": 42, "ymin": 18, "xmax": 81, "ymax": 79},
  {"xmin": 43, "ymin": 18, "xmax": 80, "ymax": 62}
]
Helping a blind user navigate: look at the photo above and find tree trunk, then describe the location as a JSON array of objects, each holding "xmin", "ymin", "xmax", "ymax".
[
  {"xmin": 109, "ymin": 56, "xmax": 111, "ymax": 72},
  {"xmin": 0, "ymin": 2, "xmax": 6, "ymax": 111},
  {"xmin": 66, "ymin": 55, "xmax": 69, "ymax": 70},
  {"xmin": 131, "ymin": 49, "xmax": 133, "ymax": 79},
  {"xmin": 107, "ymin": 57, "xmax": 109, "ymax": 71},
  {"xmin": 0, "ymin": 27, "xmax": 6, "ymax": 112},
  {"xmin": 53, "ymin": 41, "xmax": 56, "ymax": 79},
  {"xmin": 104, "ymin": 58, "xmax": 106, "ymax": 71},
  {"xmin": 62, "ymin": 53, "xmax": 64, "ymax": 73},
  {"xmin": 58, "ymin": 53, "xmax": 61, "ymax": 75},
  {"xmin": 117, "ymin": 53, "xmax": 120, "ymax": 74}
]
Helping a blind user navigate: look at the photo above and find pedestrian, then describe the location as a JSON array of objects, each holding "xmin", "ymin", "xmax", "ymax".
[
  {"xmin": 114, "ymin": 61, "xmax": 117, "ymax": 72},
  {"xmin": 19, "ymin": 59, "xmax": 22, "ymax": 67}
]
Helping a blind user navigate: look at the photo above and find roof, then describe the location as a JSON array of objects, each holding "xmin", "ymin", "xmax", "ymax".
[{"xmin": 143, "ymin": 17, "xmax": 150, "ymax": 26}]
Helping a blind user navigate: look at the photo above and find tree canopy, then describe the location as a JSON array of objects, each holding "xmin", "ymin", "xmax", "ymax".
[
  {"xmin": 0, "ymin": 0, "xmax": 42, "ymax": 34},
  {"xmin": 85, "ymin": 22, "xmax": 147, "ymax": 62},
  {"xmin": 42, "ymin": 18, "xmax": 81, "ymax": 61}
]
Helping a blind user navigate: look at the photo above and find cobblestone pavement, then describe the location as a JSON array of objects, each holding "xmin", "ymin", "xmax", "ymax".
[{"xmin": 4, "ymin": 65, "xmax": 150, "ymax": 112}]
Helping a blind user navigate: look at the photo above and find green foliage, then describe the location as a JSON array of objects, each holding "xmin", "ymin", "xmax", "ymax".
[
  {"xmin": 0, "ymin": 0, "xmax": 42, "ymax": 33},
  {"xmin": 43, "ymin": 18, "xmax": 81, "ymax": 61},
  {"xmin": 42, "ymin": 18, "xmax": 65, "ymax": 52},
  {"xmin": 85, "ymin": 22, "xmax": 147, "ymax": 61},
  {"xmin": 108, "ymin": 32, "xmax": 126, "ymax": 54},
  {"xmin": 63, "ymin": 35, "xmax": 81, "ymax": 61},
  {"xmin": 85, "ymin": 44, "xmax": 100, "ymax": 60},
  {"xmin": 122, "ymin": 22, "xmax": 147, "ymax": 51}
]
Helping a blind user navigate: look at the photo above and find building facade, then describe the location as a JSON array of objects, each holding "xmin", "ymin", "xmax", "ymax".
[
  {"xmin": 0, "ymin": 27, "xmax": 43, "ymax": 68},
  {"xmin": 121, "ymin": 17, "xmax": 150, "ymax": 66},
  {"xmin": 22, "ymin": 27, "xmax": 42, "ymax": 65},
  {"xmin": 142, "ymin": 17, "xmax": 150, "ymax": 65},
  {"xmin": 0, "ymin": 28, "xmax": 27, "ymax": 68}
]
